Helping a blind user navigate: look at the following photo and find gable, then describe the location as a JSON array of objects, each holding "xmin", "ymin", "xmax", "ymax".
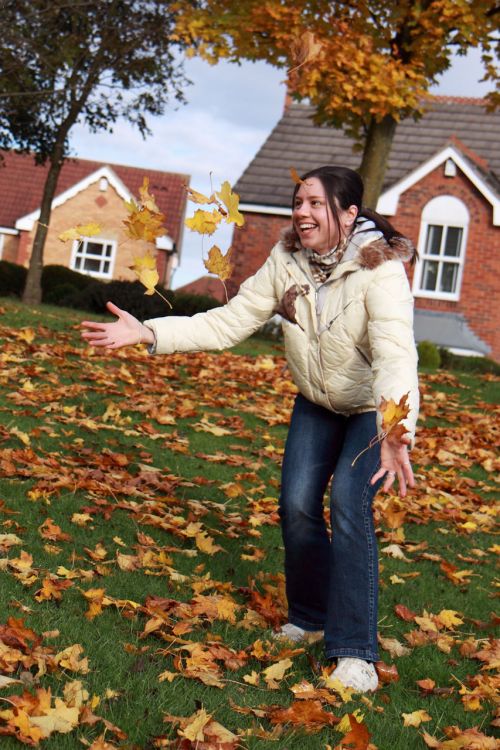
[
  {"xmin": 0, "ymin": 150, "xmax": 189, "ymax": 246},
  {"xmin": 377, "ymin": 145, "xmax": 500, "ymax": 225},
  {"xmin": 15, "ymin": 166, "xmax": 132, "ymax": 231}
]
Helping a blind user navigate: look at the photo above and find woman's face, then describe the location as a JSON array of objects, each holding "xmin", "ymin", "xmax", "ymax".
[{"xmin": 292, "ymin": 177, "xmax": 357, "ymax": 254}]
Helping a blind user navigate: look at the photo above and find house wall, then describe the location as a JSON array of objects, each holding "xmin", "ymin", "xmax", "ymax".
[
  {"xmin": 14, "ymin": 180, "xmax": 169, "ymax": 284},
  {"xmin": 0, "ymin": 233, "xmax": 19, "ymax": 262},
  {"xmin": 227, "ymin": 212, "xmax": 290, "ymax": 298},
  {"xmin": 391, "ymin": 165, "xmax": 499, "ymax": 360},
  {"xmin": 230, "ymin": 166, "xmax": 499, "ymax": 359}
]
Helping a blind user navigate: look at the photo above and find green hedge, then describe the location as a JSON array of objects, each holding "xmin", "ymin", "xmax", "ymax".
[
  {"xmin": 0, "ymin": 261, "xmax": 222, "ymax": 319},
  {"xmin": 0, "ymin": 260, "xmax": 27, "ymax": 297}
]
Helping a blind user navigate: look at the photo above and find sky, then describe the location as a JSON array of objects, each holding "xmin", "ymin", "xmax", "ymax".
[{"xmin": 70, "ymin": 48, "xmax": 493, "ymax": 289}]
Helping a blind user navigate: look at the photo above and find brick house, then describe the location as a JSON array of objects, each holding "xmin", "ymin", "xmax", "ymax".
[
  {"xmin": 0, "ymin": 151, "xmax": 189, "ymax": 288},
  {"xmin": 224, "ymin": 97, "xmax": 499, "ymax": 359}
]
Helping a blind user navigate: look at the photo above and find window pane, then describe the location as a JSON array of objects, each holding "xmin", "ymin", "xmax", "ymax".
[
  {"xmin": 440, "ymin": 262, "xmax": 459, "ymax": 293},
  {"xmin": 421, "ymin": 260, "xmax": 438, "ymax": 291},
  {"xmin": 86, "ymin": 242, "xmax": 105, "ymax": 257},
  {"xmin": 425, "ymin": 225, "xmax": 442, "ymax": 255},
  {"xmin": 105, "ymin": 245, "xmax": 112, "ymax": 257},
  {"xmin": 83, "ymin": 258, "xmax": 102, "ymax": 273},
  {"xmin": 74, "ymin": 257, "xmax": 81, "ymax": 270},
  {"xmin": 444, "ymin": 227, "xmax": 463, "ymax": 257},
  {"xmin": 103, "ymin": 262, "xmax": 110, "ymax": 274}
]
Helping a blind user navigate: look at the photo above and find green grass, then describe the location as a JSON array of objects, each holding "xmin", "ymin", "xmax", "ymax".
[{"xmin": 0, "ymin": 298, "xmax": 498, "ymax": 749}]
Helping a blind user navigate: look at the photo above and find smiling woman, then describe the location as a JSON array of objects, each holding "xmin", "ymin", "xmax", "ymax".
[{"xmin": 81, "ymin": 163, "xmax": 419, "ymax": 695}]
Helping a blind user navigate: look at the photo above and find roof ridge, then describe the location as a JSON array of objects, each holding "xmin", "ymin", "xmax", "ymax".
[
  {"xmin": 447, "ymin": 135, "xmax": 489, "ymax": 171},
  {"xmin": 424, "ymin": 94, "xmax": 487, "ymax": 105}
]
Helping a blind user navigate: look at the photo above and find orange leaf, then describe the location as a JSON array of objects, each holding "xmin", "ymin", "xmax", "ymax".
[
  {"xmin": 379, "ymin": 393, "xmax": 410, "ymax": 441},
  {"xmin": 337, "ymin": 713, "xmax": 371, "ymax": 750},
  {"xmin": 290, "ymin": 166, "xmax": 304, "ymax": 184}
]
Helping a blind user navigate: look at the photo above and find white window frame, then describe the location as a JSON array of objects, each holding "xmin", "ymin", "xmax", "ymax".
[
  {"xmin": 413, "ymin": 195, "xmax": 469, "ymax": 302},
  {"xmin": 70, "ymin": 237, "xmax": 116, "ymax": 279}
]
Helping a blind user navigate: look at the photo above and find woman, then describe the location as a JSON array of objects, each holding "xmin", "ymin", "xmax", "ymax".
[{"xmin": 81, "ymin": 165, "xmax": 419, "ymax": 693}]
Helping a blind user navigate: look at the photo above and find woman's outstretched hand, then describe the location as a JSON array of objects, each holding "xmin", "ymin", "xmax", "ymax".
[
  {"xmin": 80, "ymin": 302, "xmax": 155, "ymax": 350},
  {"xmin": 371, "ymin": 433, "xmax": 415, "ymax": 498}
]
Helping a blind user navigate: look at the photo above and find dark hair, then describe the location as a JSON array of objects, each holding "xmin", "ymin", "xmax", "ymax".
[{"xmin": 290, "ymin": 165, "xmax": 417, "ymax": 263}]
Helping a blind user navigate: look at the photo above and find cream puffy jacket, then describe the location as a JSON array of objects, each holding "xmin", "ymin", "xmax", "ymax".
[{"xmin": 145, "ymin": 221, "xmax": 419, "ymax": 441}]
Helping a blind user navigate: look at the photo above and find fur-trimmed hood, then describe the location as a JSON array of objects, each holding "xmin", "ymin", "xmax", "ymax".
[{"xmin": 281, "ymin": 216, "xmax": 415, "ymax": 269}]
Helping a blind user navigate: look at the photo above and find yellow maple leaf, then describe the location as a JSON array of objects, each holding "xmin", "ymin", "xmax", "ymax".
[
  {"xmin": 263, "ymin": 657, "xmax": 293, "ymax": 688},
  {"xmin": 436, "ymin": 609, "xmax": 464, "ymax": 630},
  {"xmin": 402, "ymin": 709, "xmax": 432, "ymax": 727},
  {"xmin": 58, "ymin": 223, "xmax": 101, "ymax": 242},
  {"xmin": 138, "ymin": 176, "xmax": 160, "ymax": 212},
  {"xmin": 30, "ymin": 698, "xmax": 80, "ymax": 737},
  {"xmin": 185, "ymin": 208, "xmax": 223, "ymax": 235},
  {"xmin": 185, "ymin": 185, "xmax": 215, "ymax": 204},
  {"xmin": 129, "ymin": 250, "xmax": 160, "ymax": 295},
  {"xmin": 204, "ymin": 244, "xmax": 233, "ymax": 282},
  {"xmin": 179, "ymin": 709, "xmax": 212, "ymax": 742},
  {"xmin": 216, "ymin": 181, "xmax": 244, "ymax": 226}
]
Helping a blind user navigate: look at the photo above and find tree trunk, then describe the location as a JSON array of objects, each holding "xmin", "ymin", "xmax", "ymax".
[
  {"xmin": 357, "ymin": 114, "xmax": 398, "ymax": 209},
  {"xmin": 22, "ymin": 138, "xmax": 67, "ymax": 305}
]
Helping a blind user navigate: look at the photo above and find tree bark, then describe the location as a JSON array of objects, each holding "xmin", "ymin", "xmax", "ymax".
[
  {"xmin": 357, "ymin": 114, "xmax": 398, "ymax": 209},
  {"xmin": 21, "ymin": 141, "xmax": 65, "ymax": 305}
]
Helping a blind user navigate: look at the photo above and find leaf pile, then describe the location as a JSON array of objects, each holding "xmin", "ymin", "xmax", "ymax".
[{"xmin": 0, "ymin": 302, "xmax": 498, "ymax": 748}]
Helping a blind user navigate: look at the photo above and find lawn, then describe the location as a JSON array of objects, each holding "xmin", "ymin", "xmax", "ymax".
[{"xmin": 0, "ymin": 298, "xmax": 498, "ymax": 749}]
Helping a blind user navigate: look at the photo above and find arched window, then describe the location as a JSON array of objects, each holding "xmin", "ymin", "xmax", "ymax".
[{"xmin": 413, "ymin": 195, "xmax": 469, "ymax": 301}]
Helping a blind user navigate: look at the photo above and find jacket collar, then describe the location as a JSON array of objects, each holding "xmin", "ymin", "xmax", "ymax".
[{"xmin": 284, "ymin": 217, "xmax": 414, "ymax": 274}]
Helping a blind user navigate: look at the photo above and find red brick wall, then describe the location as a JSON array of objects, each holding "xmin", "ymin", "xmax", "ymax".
[
  {"xmin": 227, "ymin": 213, "xmax": 291, "ymax": 298},
  {"xmin": 393, "ymin": 165, "xmax": 499, "ymax": 360},
  {"xmin": 230, "ymin": 166, "xmax": 499, "ymax": 359}
]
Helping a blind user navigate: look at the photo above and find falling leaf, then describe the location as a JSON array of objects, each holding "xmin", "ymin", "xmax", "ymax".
[
  {"xmin": 185, "ymin": 185, "xmax": 216, "ymax": 204},
  {"xmin": 123, "ymin": 177, "xmax": 166, "ymax": 242},
  {"xmin": 216, "ymin": 181, "xmax": 245, "ymax": 226},
  {"xmin": 129, "ymin": 250, "xmax": 160, "ymax": 296},
  {"xmin": 58, "ymin": 223, "xmax": 102, "ymax": 242},
  {"xmin": 185, "ymin": 208, "xmax": 223, "ymax": 235},
  {"xmin": 289, "ymin": 31, "xmax": 323, "ymax": 73},
  {"xmin": 204, "ymin": 245, "xmax": 233, "ymax": 282},
  {"xmin": 290, "ymin": 166, "xmax": 304, "ymax": 184}
]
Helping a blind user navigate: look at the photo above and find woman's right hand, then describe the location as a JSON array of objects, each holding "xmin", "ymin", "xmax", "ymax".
[{"xmin": 80, "ymin": 301, "xmax": 155, "ymax": 350}]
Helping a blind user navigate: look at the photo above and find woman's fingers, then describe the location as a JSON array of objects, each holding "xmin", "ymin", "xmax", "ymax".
[{"xmin": 106, "ymin": 301, "xmax": 124, "ymax": 317}]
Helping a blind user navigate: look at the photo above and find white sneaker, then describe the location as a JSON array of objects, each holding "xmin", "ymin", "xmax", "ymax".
[
  {"xmin": 272, "ymin": 623, "xmax": 324, "ymax": 644},
  {"xmin": 330, "ymin": 657, "xmax": 378, "ymax": 692}
]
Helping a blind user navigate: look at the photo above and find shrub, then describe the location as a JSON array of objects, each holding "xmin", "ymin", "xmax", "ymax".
[
  {"xmin": 0, "ymin": 260, "xmax": 27, "ymax": 297},
  {"xmin": 171, "ymin": 292, "xmax": 221, "ymax": 317},
  {"xmin": 438, "ymin": 347, "xmax": 500, "ymax": 375},
  {"xmin": 417, "ymin": 340, "xmax": 441, "ymax": 369},
  {"xmin": 41, "ymin": 265, "xmax": 94, "ymax": 303}
]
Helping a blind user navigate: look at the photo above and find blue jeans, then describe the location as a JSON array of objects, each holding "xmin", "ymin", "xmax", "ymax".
[{"xmin": 279, "ymin": 393, "xmax": 381, "ymax": 662}]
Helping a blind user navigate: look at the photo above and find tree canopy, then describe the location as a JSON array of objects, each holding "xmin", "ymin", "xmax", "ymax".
[
  {"xmin": 0, "ymin": 0, "xmax": 192, "ymax": 304},
  {"xmin": 175, "ymin": 0, "xmax": 499, "ymax": 205}
]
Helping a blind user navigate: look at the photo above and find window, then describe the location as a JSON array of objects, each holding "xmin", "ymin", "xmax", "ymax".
[
  {"xmin": 71, "ymin": 237, "xmax": 115, "ymax": 278},
  {"xmin": 413, "ymin": 196, "xmax": 469, "ymax": 301}
]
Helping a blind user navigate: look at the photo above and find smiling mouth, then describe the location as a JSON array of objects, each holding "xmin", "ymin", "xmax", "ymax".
[{"xmin": 299, "ymin": 223, "xmax": 317, "ymax": 232}]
